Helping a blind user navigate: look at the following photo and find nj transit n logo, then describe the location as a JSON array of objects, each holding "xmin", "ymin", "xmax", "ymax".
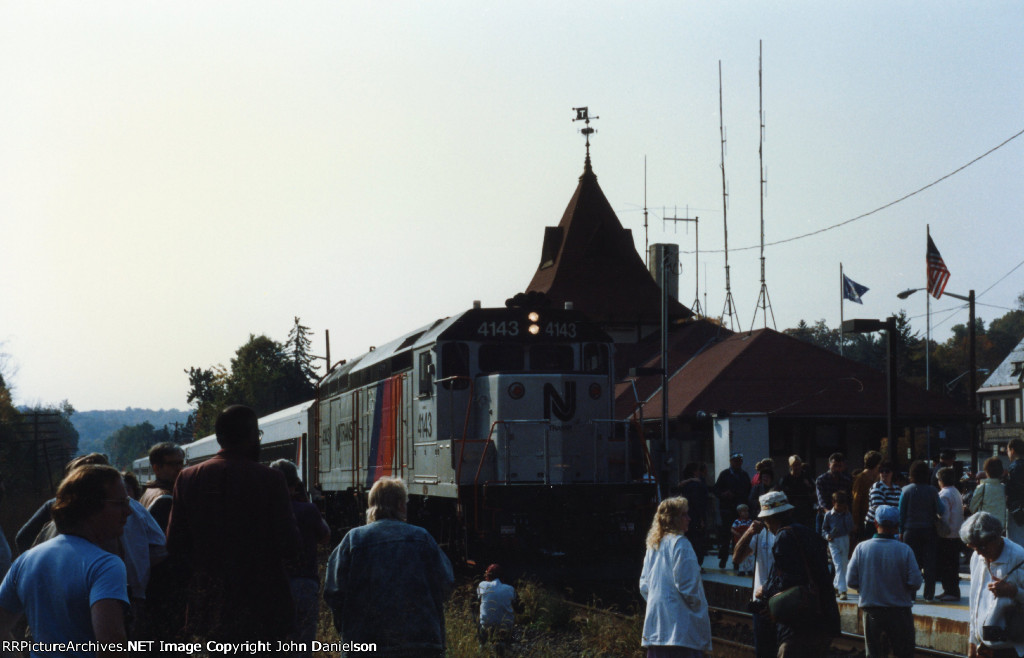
[{"xmin": 543, "ymin": 382, "xmax": 576, "ymax": 422}]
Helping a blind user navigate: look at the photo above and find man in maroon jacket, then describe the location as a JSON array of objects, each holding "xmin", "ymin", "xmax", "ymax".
[{"xmin": 166, "ymin": 405, "xmax": 299, "ymax": 643}]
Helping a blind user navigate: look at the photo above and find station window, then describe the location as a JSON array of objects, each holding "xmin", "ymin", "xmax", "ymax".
[
  {"xmin": 418, "ymin": 351, "xmax": 433, "ymax": 397},
  {"xmin": 529, "ymin": 344, "xmax": 574, "ymax": 372},
  {"xmin": 479, "ymin": 344, "xmax": 524, "ymax": 373},
  {"xmin": 440, "ymin": 342, "xmax": 470, "ymax": 390},
  {"xmin": 583, "ymin": 344, "xmax": 609, "ymax": 374},
  {"xmin": 1007, "ymin": 398, "xmax": 1017, "ymax": 424}
]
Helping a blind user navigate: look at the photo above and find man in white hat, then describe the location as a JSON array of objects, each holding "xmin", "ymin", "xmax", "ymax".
[
  {"xmin": 733, "ymin": 492, "xmax": 778, "ymax": 658},
  {"xmin": 846, "ymin": 505, "xmax": 921, "ymax": 658},
  {"xmin": 754, "ymin": 490, "xmax": 841, "ymax": 657}
]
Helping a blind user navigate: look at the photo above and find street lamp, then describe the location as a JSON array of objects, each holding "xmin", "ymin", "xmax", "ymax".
[
  {"xmin": 946, "ymin": 368, "xmax": 990, "ymax": 394},
  {"xmin": 898, "ymin": 287, "xmax": 979, "ymax": 472},
  {"xmin": 841, "ymin": 316, "xmax": 898, "ymax": 465}
]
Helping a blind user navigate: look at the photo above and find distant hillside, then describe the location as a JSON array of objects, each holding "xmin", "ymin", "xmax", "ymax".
[{"xmin": 73, "ymin": 408, "xmax": 191, "ymax": 456}]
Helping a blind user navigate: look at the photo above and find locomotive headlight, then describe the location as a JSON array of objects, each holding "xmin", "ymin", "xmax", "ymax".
[
  {"xmin": 508, "ymin": 382, "xmax": 526, "ymax": 400},
  {"xmin": 589, "ymin": 383, "xmax": 602, "ymax": 399},
  {"xmin": 527, "ymin": 311, "xmax": 540, "ymax": 335}
]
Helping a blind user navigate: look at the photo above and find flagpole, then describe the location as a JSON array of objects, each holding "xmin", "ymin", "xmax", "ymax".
[
  {"xmin": 926, "ymin": 225, "xmax": 931, "ymax": 390},
  {"xmin": 840, "ymin": 263, "xmax": 845, "ymax": 356}
]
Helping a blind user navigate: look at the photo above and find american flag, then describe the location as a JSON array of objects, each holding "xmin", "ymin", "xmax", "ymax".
[{"xmin": 927, "ymin": 235, "xmax": 950, "ymax": 298}]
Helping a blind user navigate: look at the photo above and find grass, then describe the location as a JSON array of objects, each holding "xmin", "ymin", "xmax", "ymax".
[{"xmin": 314, "ymin": 573, "xmax": 645, "ymax": 657}]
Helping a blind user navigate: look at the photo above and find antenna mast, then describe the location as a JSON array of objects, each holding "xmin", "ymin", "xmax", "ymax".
[
  {"xmin": 751, "ymin": 40, "xmax": 776, "ymax": 331},
  {"xmin": 644, "ymin": 156, "xmax": 649, "ymax": 267},
  {"xmin": 664, "ymin": 207, "xmax": 702, "ymax": 317},
  {"xmin": 719, "ymin": 62, "xmax": 740, "ymax": 330}
]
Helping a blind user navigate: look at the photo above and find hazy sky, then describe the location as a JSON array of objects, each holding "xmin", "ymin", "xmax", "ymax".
[{"xmin": 2, "ymin": 2, "xmax": 1022, "ymax": 411}]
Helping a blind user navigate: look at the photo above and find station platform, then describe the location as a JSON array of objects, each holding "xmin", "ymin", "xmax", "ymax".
[{"xmin": 700, "ymin": 555, "xmax": 970, "ymax": 656}]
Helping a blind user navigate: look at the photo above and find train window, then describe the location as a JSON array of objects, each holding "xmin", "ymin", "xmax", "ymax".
[
  {"xmin": 529, "ymin": 344, "xmax": 574, "ymax": 372},
  {"xmin": 440, "ymin": 342, "xmax": 470, "ymax": 390},
  {"xmin": 479, "ymin": 344, "xmax": 524, "ymax": 373},
  {"xmin": 583, "ymin": 344, "xmax": 609, "ymax": 374},
  {"xmin": 418, "ymin": 351, "xmax": 433, "ymax": 397},
  {"xmin": 390, "ymin": 351, "xmax": 413, "ymax": 374}
]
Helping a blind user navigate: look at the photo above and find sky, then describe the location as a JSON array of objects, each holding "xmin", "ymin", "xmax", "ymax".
[{"xmin": 2, "ymin": 2, "xmax": 1022, "ymax": 411}]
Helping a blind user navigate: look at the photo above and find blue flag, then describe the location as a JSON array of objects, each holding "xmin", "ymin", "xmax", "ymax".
[{"xmin": 843, "ymin": 274, "xmax": 869, "ymax": 304}]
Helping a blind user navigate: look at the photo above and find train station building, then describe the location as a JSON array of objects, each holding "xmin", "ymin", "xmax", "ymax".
[{"xmin": 524, "ymin": 154, "xmax": 978, "ymax": 488}]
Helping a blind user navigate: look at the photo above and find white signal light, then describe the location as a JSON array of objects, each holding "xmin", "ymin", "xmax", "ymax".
[
  {"xmin": 528, "ymin": 324, "xmax": 540, "ymax": 335},
  {"xmin": 527, "ymin": 311, "xmax": 540, "ymax": 322}
]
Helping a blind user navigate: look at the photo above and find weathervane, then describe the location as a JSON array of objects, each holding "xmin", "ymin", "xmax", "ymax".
[{"xmin": 572, "ymin": 106, "xmax": 599, "ymax": 168}]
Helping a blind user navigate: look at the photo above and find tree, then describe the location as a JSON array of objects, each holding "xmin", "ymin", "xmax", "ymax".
[
  {"xmin": 284, "ymin": 317, "xmax": 319, "ymax": 396},
  {"xmin": 185, "ymin": 365, "xmax": 229, "ymax": 439},
  {"xmin": 186, "ymin": 320, "xmax": 320, "ymax": 438},
  {"xmin": 104, "ymin": 421, "xmax": 158, "ymax": 469}
]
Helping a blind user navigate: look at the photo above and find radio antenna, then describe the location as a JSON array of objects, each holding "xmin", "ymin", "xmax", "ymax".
[
  {"xmin": 643, "ymin": 156, "xmax": 649, "ymax": 267},
  {"xmin": 664, "ymin": 207, "xmax": 701, "ymax": 317},
  {"xmin": 718, "ymin": 62, "xmax": 740, "ymax": 330},
  {"xmin": 751, "ymin": 41, "xmax": 776, "ymax": 331}
]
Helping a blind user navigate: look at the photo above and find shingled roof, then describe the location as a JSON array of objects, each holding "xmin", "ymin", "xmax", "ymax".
[
  {"xmin": 526, "ymin": 160, "xmax": 692, "ymax": 324},
  {"xmin": 616, "ymin": 327, "xmax": 977, "ymax": 422}
]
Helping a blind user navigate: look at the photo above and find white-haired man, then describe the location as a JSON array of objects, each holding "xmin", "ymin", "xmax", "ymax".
[
  {"xmin": 963, "ymin": 511, "xmax": 1024, "ymax": 658},
  {"xmin": 324, "ymin": 477, "xmax": 454, "ymax": 657}
]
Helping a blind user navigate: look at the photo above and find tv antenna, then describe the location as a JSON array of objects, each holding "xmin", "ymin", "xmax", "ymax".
[
  {"xmin": 663, "ymin": 206, "xmax": 701, "ymax": 317},
  {"xmin": 751, "ymin": 41, "xmax": 776, "ymax": 331},
  {"xmin": 718, "ymin": 62, "xmax": 740, "ymax": 330},
  {"xmin": 572, "ymin": 106, "xmax": 599, "ymax": 168}
]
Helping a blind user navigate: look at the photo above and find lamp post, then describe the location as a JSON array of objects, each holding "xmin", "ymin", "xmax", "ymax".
[
  {"xmin": 841, "ymin": 316, "xmax": 898, "ymax": 465},
  {"xmin": 898, "ymin": 287, "xmax": 978, "ymax": 472}
]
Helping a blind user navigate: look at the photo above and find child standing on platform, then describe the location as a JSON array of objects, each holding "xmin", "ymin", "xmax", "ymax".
[
  {"xmin": 823, "ymin": 491, "xmax": 853, "ymax": 600},
  {"xmin": 731, "ymin": 504, "xmax": 755, "ymax": 575}
]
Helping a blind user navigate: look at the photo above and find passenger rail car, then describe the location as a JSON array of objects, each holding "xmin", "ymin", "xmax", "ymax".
[
  {"xmin": 315, "ymin": 303, "xmax": 656, "ymax": 562},
  {"xmin": 131, "ymin": 400, "xmax": 313, "ymax": 484}
]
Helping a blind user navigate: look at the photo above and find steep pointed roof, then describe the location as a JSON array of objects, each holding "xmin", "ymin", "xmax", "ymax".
[{"xmin": 526, "ymin": 161, "xmax": 692, "ymax": 324}]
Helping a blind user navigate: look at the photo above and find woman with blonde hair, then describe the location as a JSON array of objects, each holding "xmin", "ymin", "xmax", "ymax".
[{"xmin": 639, "ymin": 497, "xmax": 712, "ymax": 657}]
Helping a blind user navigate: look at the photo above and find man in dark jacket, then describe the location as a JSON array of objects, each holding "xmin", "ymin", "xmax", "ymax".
[
  {"xmin": 755, "ymin": 491, "xmax": 841, "ymax": 656},
  {"xmin": 714, "ymin": 453, "xmax": 752, "ymax": 569},
  {"xmin": 166, "ymin": 405, "xmax": 299, "ymax": 643}
]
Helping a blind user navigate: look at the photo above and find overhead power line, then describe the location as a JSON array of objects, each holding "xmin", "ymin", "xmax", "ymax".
[{"xmin": 681, "ymin": 127, "xmax": 1024, "ymax": 255}]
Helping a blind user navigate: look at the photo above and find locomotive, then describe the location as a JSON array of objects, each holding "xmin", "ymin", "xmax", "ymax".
[{"xmin": 137, "ymin": 301, "xmax": 657, "ymax": 563}]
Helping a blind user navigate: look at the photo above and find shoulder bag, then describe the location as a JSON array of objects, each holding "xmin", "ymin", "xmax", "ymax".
[
  {"xmin": 767, "ymin": 527, "xmax": 821, "ymax": 626},
  {"xmin": 981, "ymin": 558, "xmax": 1024, "ymax": 647}
]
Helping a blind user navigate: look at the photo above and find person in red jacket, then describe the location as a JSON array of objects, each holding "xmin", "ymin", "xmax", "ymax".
[{"xmin": 166, "ymin": 405, "xmax": 300, "ymax": 643}]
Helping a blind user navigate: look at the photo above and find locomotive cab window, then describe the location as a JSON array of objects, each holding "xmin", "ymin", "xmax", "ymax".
[
  {"xmin": 418, "ymin": 351, "xmax": 433, "ymax": 397},
  {"xmin": 583, "ymin": 344, "xmax": 609, "ymax": 374},
  {"xmin": 479, "ymin": 344, "xmax": 524, "ymax": 373},
  {"xmin": 529, "ymin": 344, "xmax": 574, "ymax": 372},
  {"xmin": 440, "ymin": 342, "xmax": 470, "ymax": 390}
]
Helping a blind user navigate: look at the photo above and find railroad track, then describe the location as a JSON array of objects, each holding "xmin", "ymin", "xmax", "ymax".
[{"xmin": 709, "ymin": 606, "xmax": 963, "ymax": 658}]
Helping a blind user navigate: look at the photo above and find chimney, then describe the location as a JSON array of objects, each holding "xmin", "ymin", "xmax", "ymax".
[{"xmin": 648, "ymin": 243, "xmax": 679, "ymax": 301}]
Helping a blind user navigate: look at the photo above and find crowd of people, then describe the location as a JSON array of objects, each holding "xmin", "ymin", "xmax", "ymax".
[
  {"xmin": 10, "ymin": 411, "xmax": 1024, "ymax": 657},
  {"xmin": 643, "ymin": 442, "xmax": 1024, "ymax": 657},
  {"xmin": 0, "ymin": 405, "xmax": 458, "ymax": 658}
]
